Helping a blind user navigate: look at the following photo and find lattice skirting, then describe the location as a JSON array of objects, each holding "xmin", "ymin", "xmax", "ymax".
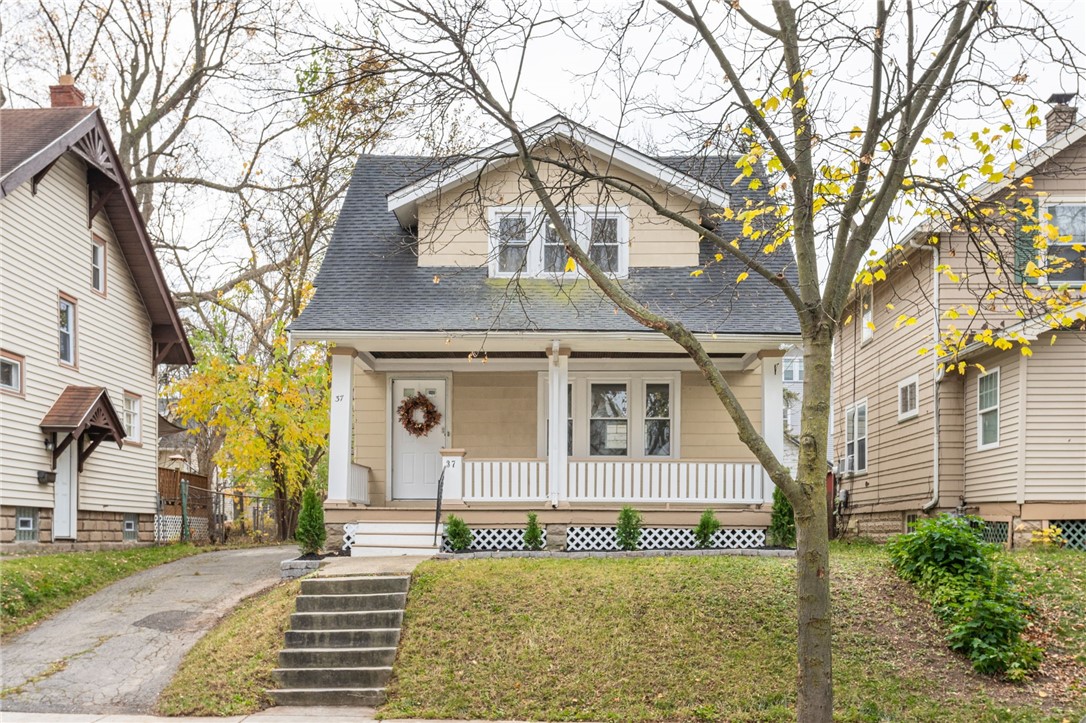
[
  {"xmin": 1053, "ymin": 519, "xmax": 1086, "ymax": 551},
  {"xmin": 981, "ymin": 520, "xmax": 1010, "ymax": 546},
  {"xmin": 154, "ymin": 514, "xmax": 209, "ymax": 542},
  {"xmin": 566, "ymin": 526, "xmax": 766, "ymax": 551},
  {"xmin": 441, "ymin": 527, "xmax": 548, "ymax": 552}
]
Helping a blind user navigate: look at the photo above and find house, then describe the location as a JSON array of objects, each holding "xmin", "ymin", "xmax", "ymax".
[
  {"xmin": 0, "ymin": 76, "xmax": 193, "ymax": 547},
  {"xmin": 291, "ymin": 117, "xmax": 800, "ymax": 555},
  {"xmin": 832, "ymin": 97, "xmax": 1086, "ymax": 548}
]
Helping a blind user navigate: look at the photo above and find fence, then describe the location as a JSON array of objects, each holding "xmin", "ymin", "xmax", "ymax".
[{"xmin": 155, "ymin": 468, "xmax": 283, "ymax": 544}]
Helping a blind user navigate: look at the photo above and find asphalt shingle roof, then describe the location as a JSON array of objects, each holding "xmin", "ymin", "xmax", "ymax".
[
  {"xmin": 0, "ymin": 107, "xmax": 96, "ymax": 179},
  {"xmin": 293, "ymin": 154, "xmax": 800, "ymax": 336}
]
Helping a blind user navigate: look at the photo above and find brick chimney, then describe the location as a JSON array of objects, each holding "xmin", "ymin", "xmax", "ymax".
[
  {"xmin": 49, "ymin": 74, "xmax": 85, "ymax": 108},
  {"xmin": 1045, "ymin": 93, "xmax": 1077, "ymax": 141}
]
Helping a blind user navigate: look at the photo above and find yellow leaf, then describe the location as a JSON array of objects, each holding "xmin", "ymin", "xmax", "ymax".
[
  {"xmin": 844, "ymin": 314, "xmax": 853, "ymax": 326},
  {"xmin": 715, "ymin": 253, "xmax": 724, "ymax": 262},
  {"xmin": 885, "ymin": 302, "xmax": 895, "ymax": 311},
  {"xmin": 943, "ymin": 131, "xmax": 955, "ymax": 140},
  {"xmin": 917, "ymin": 347, "xmax": 929, "ymax": 356},
  {"xmin": 1021, "ymin": 346, "xmax": 1033, "ymax": 357},
  {"xmin": 957, "ymin": 362, "xmax": 967, "ymax": 375},
  {"xmin": 564, "ymin": 257, "xmax": 577, "ymax": 273},
  {"xmin": 850, "ymin": 126, "xmax": 862, "ymax": 140},
  {"xmin": 874, "ymin": 269, "xmax": 887, "ymax": 281},
  {"xmin": 690, "ymin": 268, "xmax": 704, "ymax": 277},
  {"xmin": 974, "ymin": 363, "xmax": 986, "ymax": 374},
  {"xmin": 736, "ymin": 271, "xmax": 750, "ymax": 284}
]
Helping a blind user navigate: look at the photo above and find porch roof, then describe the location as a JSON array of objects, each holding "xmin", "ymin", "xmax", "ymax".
[{"xmin": 292, "ymin": 152, "xmax": 801, "ymax": 341}]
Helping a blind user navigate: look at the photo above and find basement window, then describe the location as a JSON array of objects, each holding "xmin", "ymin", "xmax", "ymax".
[{"xmin": 15, "ymin": 507, "xmax": 38, "ymax": 542}]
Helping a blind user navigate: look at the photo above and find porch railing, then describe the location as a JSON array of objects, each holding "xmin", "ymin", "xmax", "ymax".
[
  {"xmin": 348, "ymin": 463, "xmax": 370, "ymax": 505},
  {"xmin": 463, "ymin": 460, "xmax": 549, "ymax": 502},
  {"xmin": 566, "ymin": 461, "xmax": 765, "ymax": 504}
]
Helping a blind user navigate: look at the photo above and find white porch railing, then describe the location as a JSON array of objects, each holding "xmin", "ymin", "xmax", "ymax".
[
  {"xmin": 462, "ymin": 460, "xmax": 549, "ymax": 502},
  {"xmin": 566, "ymin": 461, "xmax": 766, "ymax": 504},
  {"xmin": 348, "ymin": 463, "xmax": 370, "ymax": 505}
]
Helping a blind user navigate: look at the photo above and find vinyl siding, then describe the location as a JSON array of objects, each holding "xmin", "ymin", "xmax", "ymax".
[
  {"xmin": 352, "ymin": 370, "xmax": 388, "ymax": 506},
  {"xmin": 1023, "ymin": 330, "xmax": 1086, "ymax": 502},
  {"xmin": 0, "ymin": 153, "xmax": 158, "ymax": 515},
  {"xmin": 450, "ymin": 372, "xmax": 538, "ymax": 458},
  {"xmin": 680, "ymin": 367, "xmax": 761, "ymax": 462}
]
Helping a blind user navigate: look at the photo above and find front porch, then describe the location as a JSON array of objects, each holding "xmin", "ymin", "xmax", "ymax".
[{"xmin": 321, "ymin": 333, "xmax": 789, "ymax": 553}]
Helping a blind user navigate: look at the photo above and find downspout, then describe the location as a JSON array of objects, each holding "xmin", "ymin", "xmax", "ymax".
[{"xmin": 909, "ymin": 234, "xmax": 943, "ymax": 512}]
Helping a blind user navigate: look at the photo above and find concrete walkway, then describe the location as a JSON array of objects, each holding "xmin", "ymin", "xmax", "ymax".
[
  {"xmin": 1, "ymin": 546, "xmax": 290, "ymax": 715},
  {"xmin": 316, "ymin": 554, "xmax": 431, "ymax": 577},
  {"xmin": 0, "ymin": 709, "xmax": 538, "ymax": 722}
]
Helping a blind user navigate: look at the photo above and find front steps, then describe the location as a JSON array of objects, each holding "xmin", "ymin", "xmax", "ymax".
[
  {"xmin": 269, "ymin": 575, "xmax": 410, "ymax": 707},
  {"xmin": 345, "ymin": 521, "xmax": 441, "ymax": 557}
]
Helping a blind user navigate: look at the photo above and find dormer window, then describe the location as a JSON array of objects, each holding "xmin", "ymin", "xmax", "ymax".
[{"xmin": 489, "ymin": 206, "xmax": 629, "ymax": 279}]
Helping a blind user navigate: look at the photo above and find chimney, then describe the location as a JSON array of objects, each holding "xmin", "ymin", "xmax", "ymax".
[
  {"xmin": 49, "ymin": 74, "xmax": 85, "ymax": 108},
  {"xmin": 1045, "ymin": 93, "xmax": 1077, "ymax": 141}
]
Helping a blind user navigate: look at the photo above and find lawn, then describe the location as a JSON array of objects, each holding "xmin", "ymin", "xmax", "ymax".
[
  {"xmin": 380, "ymin": 544, "xmax": 1086, "ymax": 722},
  {"xmin": 157, "ymin": 579, "xmax": 300, "ymax": 716},
  {"xmin": 0, "ymin": 544, "xmax": 205, "ymax": 637}
]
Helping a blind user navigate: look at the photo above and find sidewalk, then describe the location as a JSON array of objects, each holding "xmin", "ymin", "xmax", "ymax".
[{"xmin": 0, "ymin": 709, "xmax": 532, "ymax": 722}]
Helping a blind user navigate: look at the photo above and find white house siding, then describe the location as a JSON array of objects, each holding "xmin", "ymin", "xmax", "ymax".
[
  {"xmin": 962, "ymin": 351, "xmax": 1021, "ymax": 504},
  {"xmin": 0, "ymin": 153, "xmax": 158, "ymax": 515},
  {"xmin": 1023, "ymin": 331, "xmax": 1086, "ymax": 502}
]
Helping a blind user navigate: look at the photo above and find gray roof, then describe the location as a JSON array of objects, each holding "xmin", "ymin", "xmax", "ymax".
[{"xmin": 293, "ymin": 154, "xmax": 800, "ymax": 337}]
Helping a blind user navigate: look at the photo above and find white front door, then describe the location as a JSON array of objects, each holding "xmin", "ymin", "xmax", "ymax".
[
  {"xmin": 391, "ymin": 379, "xmax": 448, "ymax": 499},
  {"xmin": 53, "ymin": 443, "xmax": 78, "ymax": 540}
]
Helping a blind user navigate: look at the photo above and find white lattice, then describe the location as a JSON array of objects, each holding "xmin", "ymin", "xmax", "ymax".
[
  {"xmin": 566, "ymin": 526, "xmax": 766, "ymax": 551},
  {"xmin": 153, "ymin": 514, "xmax": 208, "ymax": 542},
  {"xmin": 442, "ymin": 527, "xmax": 548, "ymax": 552},
  {"xmin": 342, "ymin": 522, "xmax": 360, "ymax": 551},
  {"xmin": 1053, "ymin": 520, "xmax": 1086, "ymax": 551}
]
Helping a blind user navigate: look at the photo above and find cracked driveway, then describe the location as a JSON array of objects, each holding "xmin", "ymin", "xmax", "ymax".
[{"xmin": 1, "ymin": 546, "xmax": 289, "ymax": 715}]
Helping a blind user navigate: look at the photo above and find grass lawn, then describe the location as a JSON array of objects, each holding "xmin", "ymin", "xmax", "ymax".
[
  {"xmin": 0, "ymin": 544, "xmax": 207, "ymax": 637},
  {"xmin": 380, "ymin": 544, "xmax": 1086, "ymax": 722},
  {"xmin": 157, "ymin": 579, "xmax": 300, "ymax": 716}
]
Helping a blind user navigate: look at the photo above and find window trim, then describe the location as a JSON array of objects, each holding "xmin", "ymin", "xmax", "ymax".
[
  {"xmin": 860, "ymin": 286, "xmax": 874, "ymax": 344},
  {"xmin": 0, "ymin": 349, "xmax": 25, "ymax": 397},
  {"xmin": 1038, "ymin": 196, "xmax": 1086, "ymax": 285},
  {"xmin": 58, "ymin": 293, "xmax": 78, "ymax": 368},
  {"xmin": 488, "ymin": 205, "xmax": 630, "ymax": 279},
  {"xmin": 642, "ymin": 379, "xmax": 674, "ymax": 457},
  {"xmin": 122, "ymin": 391, "xmax": 142, "ymax": 446},
  {"xmin": 15, "ymin": 507, "xmax": 38, "ymax": 542},
  {"xmin": 897, "ymin": 374, "xmax": 919, "ymax": 422},
  {"xmin": 977, "ymin": 367, "xmax": 1000, "ymax": 451},
  {"xmin": 844, "ymin": 399, "xmax": 869, "ymax": 474},
  {"xmin": 91, "ymin": 235, "xmax": 108, "ymax": 296}
]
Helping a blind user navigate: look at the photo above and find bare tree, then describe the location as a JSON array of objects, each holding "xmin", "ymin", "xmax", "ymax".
[{"xmin": 319, "ymin": 1, "xmax": 1084, "ymax": 719}]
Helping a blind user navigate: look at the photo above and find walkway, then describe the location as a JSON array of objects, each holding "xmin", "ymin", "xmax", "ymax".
[
  {"xmin": 0, "ymin": 708, "xmax": 533, "ymax": 722},
  {"xmin": 1, "ymin": 546, "xmax": 290, "ymax": 715}
]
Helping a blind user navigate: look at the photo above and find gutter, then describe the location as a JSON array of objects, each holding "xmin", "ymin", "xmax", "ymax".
[{"xmin": 909, "ymin": 234, "xmax": 943, "ymax": 512}]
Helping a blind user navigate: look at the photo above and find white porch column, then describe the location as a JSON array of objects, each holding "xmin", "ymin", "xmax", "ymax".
[
  {"xmin": 327, "ymin": 349, "xmax": 356, "ymax": 505},
  {"xmin": 546, "ymin": 342, "xmax": 570, "ymax": 506},
  {"xmin": 440, "ymin": 448, "xmax": 465, "ymax": 503},
  {"xmin": 760, "ymin": 349, "xmax": 785, "ymax": 504}
]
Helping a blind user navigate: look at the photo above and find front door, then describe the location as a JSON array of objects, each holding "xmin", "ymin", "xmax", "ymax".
[
  {"xmin": 391, "ymin": 379, "xmax": 448, "ymax": 499},
  {"xmin": 53, "ymin": 443, "xmax": 78, "ymax": 540}
]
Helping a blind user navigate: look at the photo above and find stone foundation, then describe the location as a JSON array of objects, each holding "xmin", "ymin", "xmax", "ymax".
[
  {"xmin": 845, "ymin": 509, "xmax": 910, "ymax": 542},
  {"xmin": 0, "ymin": 506, "xmax": 153, "ymax": 550},
  {"xmin": 324, "ymin": 521, "xmax": 346, "ymax": 551}
]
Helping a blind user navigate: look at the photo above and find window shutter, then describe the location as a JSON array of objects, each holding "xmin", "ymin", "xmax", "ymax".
[{"xmin": 1013, "ymin": 197, "xmax": 1038, "ymax": 285}]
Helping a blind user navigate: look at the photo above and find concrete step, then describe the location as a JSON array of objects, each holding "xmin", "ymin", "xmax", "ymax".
[
  {"xmin": 290, "ymin": 610, "xmax": 403, "ymax": 631},
  {"xmin": 352, "ymin": 522, "xmax": 441, "ymax": 534},
  {"xmin": 278, "ymin": 647, "xmax": 398, "ymax": 669},
  {"xmin": 284, "ymin": 628, "xmax": 401, "ymax": 649},
  {"xmin": 301, "ymin": 575, "xmax": 410, "ymax": 596},
  {"xmin": 295, "ymin": 592, "xmax": 406, "ymax": 613},
  {"xmin": 267, "ymin": 687, "xmax": 386, "ymax": 707},
  {"xmin": 349, "ymin": 545, "xmax": 440, "ymax": 557},
  {"xmin": 349, "ymin": 532, "xmax": 442, "ymax": 548},
  {"xmin": 273, "ymin": 666, "xmax": 393, "ymax": 689}
]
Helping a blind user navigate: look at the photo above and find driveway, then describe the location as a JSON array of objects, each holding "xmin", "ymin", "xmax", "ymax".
[{"xmin": 0, "ymin": 546, "xmax": 290, "ymax": 715}]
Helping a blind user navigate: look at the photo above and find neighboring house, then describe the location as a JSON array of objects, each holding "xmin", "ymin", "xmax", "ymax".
[
  {"xmin": 832, "ymin": 99, "xmax": 1086, "ymax": 548},
  {"xmin": 291, "ymin": 116, "xmax": 800, "ymax": 555},
  {"xmin": 0, "ymin": 77, "xmax": 193, "ymax": 547}
]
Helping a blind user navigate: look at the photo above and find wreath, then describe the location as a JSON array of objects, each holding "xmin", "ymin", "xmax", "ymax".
[{"xmin": 397, "ymin": 392, "xmax": 442, "ymax": 438}]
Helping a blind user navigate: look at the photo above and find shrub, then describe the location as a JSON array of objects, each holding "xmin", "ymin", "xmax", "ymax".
[
  {"xmin": 1030, "ymin": 525, "xmax": 1066, "ymax": 548},
  {"xmin": 295, "ymin": 486, "xmax": 326, "ymax": 556},
  {"xmin": 616, "ymin": 506, "xmax": 642, "ymax": 551},
  {"xmin": 767, "ymin": 488, "xmax": 796, "ymax": 547},
  {"xmin": 887, "ymin": 514, "xmax": 1040, "ymax": 678},
  {"xmin": 445, "ymin": 515, "xmax": 472, "ymax": 552},
  {"xmin": 693, "ymin": 509, "xmax": 720, "ymax": 549},
  {"xmin": 524, "ymin": 512, "xmax": 544, "ymax": 551}
]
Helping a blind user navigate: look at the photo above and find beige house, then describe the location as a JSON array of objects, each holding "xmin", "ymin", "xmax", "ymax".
[
  {"xmin": 291, "ymin": 117, "xmax": 800, "ymax": 555},
  {"xmin": 833, "ymin": 99, "xmax": 1086, "ymax": 548},
  {"xmin": 0, "ymin": 78, "xmax": 193, "ymax": 547}
]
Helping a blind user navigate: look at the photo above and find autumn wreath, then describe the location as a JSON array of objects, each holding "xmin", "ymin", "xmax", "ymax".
[{"xmin": 397, "ymin": 392, "xmax": 442, "ymax": 437}]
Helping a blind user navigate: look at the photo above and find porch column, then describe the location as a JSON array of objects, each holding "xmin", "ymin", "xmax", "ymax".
[
  {"xmin": 326, "ymin": 349, "xmax": 356, "ymax": 505},
  {"xmin": 546, "ymin": 342, "xmax": 570, "ymax": 506},
  {"xmin": 440, "ymin": 448, "xmax": 465, "ymax": 503},
  {"xmin": 760, "ymin": 349, "xmax": 786, "ymax": 504}
]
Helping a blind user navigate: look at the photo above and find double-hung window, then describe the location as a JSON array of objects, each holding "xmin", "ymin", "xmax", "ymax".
[
  {"xmin": 845, "ymin": 400, "xmax": 868, "ymax": 473},
  {"xmin": 644, "ymin": 382, "xmax": 672, "ymax": 456},
  {"xmin": 590, "ymin": 383, "xmax": 628, "ymax": 456},
  {"xmin": 860, "ymin": 287, "xmax": 874, "ymax": 343},
  {"xmin": 489, "ymin": 206, "xmax": 629, "ymax": 278},
  {"xmin": 898, "ymin": 375, "xmax": 919, "ymax": 421},
  {"xmin": 977, "ymin": 369, "xmax": 1000, "ymax": 450},
  {"xmin": 91, "ymin": 237, "xmax": 106, "ymax": 293},
  {"xmin": 58, "ymin": 295, "xmax": 76, "ymax": 366},
  {"xmin": 1043, "ymin": 200, "xmax": 1085, "ymax": 282},
  {"xmin": 123, "ymin": 392, "xmax": 141, "ymax": 443}
]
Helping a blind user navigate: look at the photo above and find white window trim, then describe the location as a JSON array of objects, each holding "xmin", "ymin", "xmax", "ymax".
[
  {"xmin": 1038, "ymin": 195, "xmax": 1086, "ymax": 285},
  {"xmin": 123, "ymin": 392, "xmax": 142, "ymax": 444},
  {"xmin": 860, "ymin": 287, "xmax": 874, "ymax": 344},
  {"xmin": 844, "ymin": 399, "xmax": 868, "ymax": 474},
  {"xmin": 488, "ymin": 205, "xmax": 630, "ymax": 280},
  {"xmin": 537, "ymin": 371, "xmax": 680, "ymax": 459},
  {"xmin": 58, "ymin": 294, "xmax": 77, "ymax": 367},
  {"xmin": 91, "ymin": 235, "xmax": 107, "ymax": 294},
  {"xmin": 897, "ymin": 374, "xmax": 919, "ymax": 422},
  {"xmin": 977, "ymin": 367, "xmax": 1000, "ymax": 451},
  {"xmin": 0, "ymin": 350, "xmax": 24, "ymax": 395}
]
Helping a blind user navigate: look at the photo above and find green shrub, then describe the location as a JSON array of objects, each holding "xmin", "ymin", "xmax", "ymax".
[
  {"xmin": 524, "ymin": 512, "xmax": 544, "ymax": 551},
  {"xmin": 295, "ymin": 486, "xmax": 326, "ymax": 555},
  {"xmin": 616, "ymin": 506, "xmax": 642, "ymax": 551},
  {"xmin": 445, "ymin": 515, "xmax": 472, "ymax": 552},
  {"xmin": 767, "ymin": 488, "xmax": 796, "ymax": 547},
  {"xmin": 887, "ymin": 514, "xmax": 1040, "ymax": 678},
  {"xmin": 693, "ymin": 509, "xmax": 720, "ymax": 549}
]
